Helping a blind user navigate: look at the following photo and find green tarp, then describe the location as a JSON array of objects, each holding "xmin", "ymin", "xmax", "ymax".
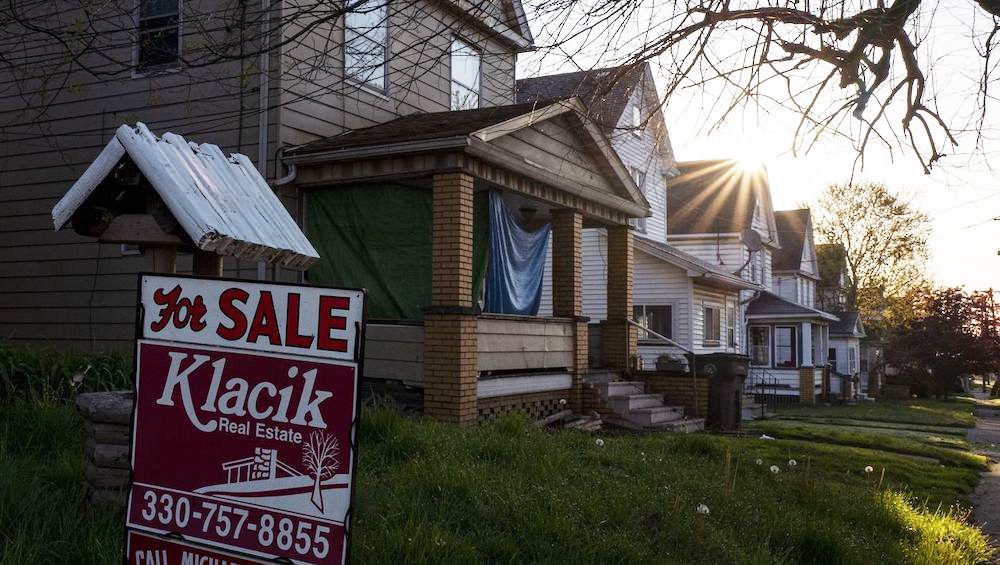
[{"xmin": 306, "ymin": 184, "xmax": 488, "ymax": 320}]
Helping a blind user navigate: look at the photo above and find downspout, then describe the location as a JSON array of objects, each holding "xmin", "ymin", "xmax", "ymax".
[{"xmin": 256, "ymin": 0, "xmax": 271, "ymax": 281}]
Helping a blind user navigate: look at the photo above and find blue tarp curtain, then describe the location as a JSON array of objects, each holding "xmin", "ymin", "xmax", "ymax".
[{"xmin": 484, "ymin": 190, "xmax": 551, "ymax": 316}]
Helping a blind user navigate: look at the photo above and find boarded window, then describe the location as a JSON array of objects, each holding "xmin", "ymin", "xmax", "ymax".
[
  {"xmin": 750, "ymin": 326, "xmax": 770, "ymax": 366},
  {"xmin": 703, "ymin": 306, "xmax": 721, "ymax": 344},
  {"xmin": 346, "ymin": 0, "xmax": 389, "ymax": 91},
  {"xmin": 633, "ymin": 305, "xmax": 672, "ymax": 341},
  {"xmin": 450, "ymin": 38, "xmax": 480, "ymax": 110},
  {"xmin": 775, "ymin": 326, "xmax": 797, "ymax": 368},
  {"xmin": 138, "ymin": 0, "xmax": 180, "ymax": 71}
]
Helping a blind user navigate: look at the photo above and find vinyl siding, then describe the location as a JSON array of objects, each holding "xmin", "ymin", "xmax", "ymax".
[
  {"xmin": 692, "ymin": 287, "xmax": 740, "ymax": 354},
  {"xmin": 0, "ymin": 0, "xmax": 520, "ymax": 350}
]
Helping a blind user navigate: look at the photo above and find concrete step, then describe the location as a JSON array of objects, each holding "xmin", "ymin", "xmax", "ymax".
[
  {"xmin": 655, "ymin": 418, "xmax": 705, "ymax": 433},
  {"xmin": 599, "ymin": 381, "xmax": 646, "ymax": 399},
  {"xmin": 607, "ymin": 393, "xmax": 664, "ymax": 412},
  {"xmin": 626, "ymin": 405, "xmax": 684, "ymax": 426},
  {"xmin": 583, "ymin": 370, "xmax": 620, "ymax": 385},
  {"xmin": 741, "ymin": 403, "xmax": 766, "ymax": 421}
]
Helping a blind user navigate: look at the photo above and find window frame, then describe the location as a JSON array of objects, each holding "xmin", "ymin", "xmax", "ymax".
[
  {"xmin": 633, "ymin": 304, "xmax": 674, "ymax": 343},
  {"xmin": 726, "ymin": 299, "xmax": 737, "ymax": 348},
  {"xmin": 703, "ymin": 305, "xmax": 721, "ymax": 346},
  {"xmin": 631, "ymin": 104, "xmax": 643, "ymax": 137},
  {"xmin": 344, "ymin": 0, "xmax": 390, "ymax": 94},
  {"xmin": 774, "ymin": 326, "xmax": 798, "ymax": 368},
  {"xmin": 749, "ymin": 326, "xmax": 770, "ymax": 367},
  {"xmin": 449, "ymin": 36, "xmax": 481, "ymax": 111},
  {"xmin": 133, "ymin": 0, "xmax": 183, "ymax": 77},
  {"xmin": 630, "ymin": 167, "xmax": 647, "ymax": 233}
]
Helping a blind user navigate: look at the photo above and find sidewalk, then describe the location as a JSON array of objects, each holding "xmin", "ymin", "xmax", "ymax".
[{"xmin": 968, "ymin": 390, "xmax": 1000, "ymax": 550}]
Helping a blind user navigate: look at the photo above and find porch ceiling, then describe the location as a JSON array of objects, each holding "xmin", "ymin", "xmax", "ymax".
[{"xmin": 284, "ymin": 99, "xmax": 649, "ymax": 226}]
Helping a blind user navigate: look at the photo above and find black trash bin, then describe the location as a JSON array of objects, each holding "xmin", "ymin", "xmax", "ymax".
[{"xmin": 697, "ymin": 353, "xmax": 750, "ymax": 431}]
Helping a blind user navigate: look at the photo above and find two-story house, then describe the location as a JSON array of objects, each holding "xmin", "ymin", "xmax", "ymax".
[
  {"xmin": 667, "ymin": 164, "xmax": 836, "ymax": 401},
  {"xmin": 518, "ymin": 65, "xmax": 760, "ymax": 369},
  {"xmin": 5, "ymin": 0, "xmax": 658, "ymax": 425}
]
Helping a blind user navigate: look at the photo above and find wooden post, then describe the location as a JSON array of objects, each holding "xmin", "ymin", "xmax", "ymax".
[
  {"xmin": 193, "ymin": 249, "xmax": 223, "ymax": 277},
  {"xmin": 144, "ymin": 244, "xmax": 177, "ymax": 273}
]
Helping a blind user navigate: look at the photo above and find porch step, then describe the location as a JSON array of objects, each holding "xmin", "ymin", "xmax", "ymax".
[
  {"xmin": 626, "ymin": 405, "xmax": 684, "ymax": 426},
  {"xmin": 599, "ymin": 381, "xmax": 646, "ymax": 399},
  {"xmin": 605, "ymin": 415, "xmax": 705, "ymax": 433},
  {"xmin": 583, "ymin": 370, "xmax": 620, "ymax": 385},
  {"xmin": 607, "ymin": 393, "xmax": 664, "ymax": 412}
]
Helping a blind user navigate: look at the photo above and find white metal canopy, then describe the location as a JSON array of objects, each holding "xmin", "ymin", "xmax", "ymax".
[{"xmin": 53, "ymin": 123, "xmax": 319, "ymax": 270}]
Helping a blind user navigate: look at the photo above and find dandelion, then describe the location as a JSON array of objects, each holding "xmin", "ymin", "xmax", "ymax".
[
  {"xmin": 770, "ymin": 465, "xmax": 780, "ymax": 474},
  {"xmin": 864, "ymin": 465, "xmax": 874, "ymax": 474},
  {"xmin": 559, "ymin": 398, "xmax": 567, "ymax": 406},
  {"xmin": 755, "ymin": 458, "xmax": 763, "ymax": 465},
  {"xmin": 595, "ymin": 438, "xmax": 605, "ymax": 447},
  {"xmin": 788, "ymin": 459, "xmax": 797, "ymax": 467},
  {"xmin": 696, "ymin": 503, "xmax": 710, "ymax": 515}
]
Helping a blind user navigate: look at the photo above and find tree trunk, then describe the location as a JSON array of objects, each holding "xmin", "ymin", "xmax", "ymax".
[{"xmin": 311, "ymin": 474, "xmax": 324, "ymax": 513}]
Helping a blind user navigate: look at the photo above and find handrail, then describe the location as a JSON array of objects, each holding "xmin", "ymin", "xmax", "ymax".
[{"xmin": 626, "ymin": 318, "xmax": 693, "ymax": 354}]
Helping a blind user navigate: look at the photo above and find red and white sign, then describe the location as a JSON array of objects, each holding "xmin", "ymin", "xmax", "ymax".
[
  {"xmin": 126, "ymin": 274, "xmax": 365, "ymax": 564},
  {"xmin": 127, "ymin": 530, "xmax": 269, "ymax": 564}
]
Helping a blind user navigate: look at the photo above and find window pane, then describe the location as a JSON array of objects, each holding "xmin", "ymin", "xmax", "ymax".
[
  {"xmin": 450, "ymin": 83, "xmax": 478, "ymax": 110},
  {"xmin": 775, "ymin": 327, "xmax": 796, "ymax": 367},
  {"xmin": 633, "ymin": 305, "xmax": 647, "ymax": 340},
  {"xmin": 704, "ymin": 307, "xmax": 720, "ymax": 342},
  {"xmin": 750, "ymin": 327, "xmax": 769, "ymax": 366},
  {"xmin": 345, "ymin": 0, "xmax": 388, "ymax": 90},
  {"xmin": 648, "ymin": 305, "xmax": 671, "ymax": 339},
  {"xmin": 141, "ymin": 0, "xmax": 177, "ymax": 18},
  {"xmin": 451, "ymin": 39, "xmax": 480, "ymax": 110}
]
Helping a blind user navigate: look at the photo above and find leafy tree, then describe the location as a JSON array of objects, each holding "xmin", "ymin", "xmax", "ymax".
[
  {"xmin": 888, "ymin": 288, "xmax": 1000, "ymax": 397},
  {"xmin": 811, "ymin": 181, "xmax": 931, "ymax": 330}
]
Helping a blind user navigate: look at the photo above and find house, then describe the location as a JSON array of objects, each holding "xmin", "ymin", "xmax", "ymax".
[
  {"xmin": 9, "ymin": 0, "xmax": 660, "ymax": 424},
  {"xmin": 827, "ymin": 310, "xmax": 866, "ymax": 399},
  {"xmin": 0, "ymin": 0, "xmax": 533, "ymax": 350},
  {"xmin": 816, "ymin": 243, "xmax": 877, "ymax": 397},
  {"xmin": 518, "ymin": 66, "xmax": 761, "ymax": 368},
  {"xmin": 667, "ymin": 166, "xmax": 836, "ymax": 401}
]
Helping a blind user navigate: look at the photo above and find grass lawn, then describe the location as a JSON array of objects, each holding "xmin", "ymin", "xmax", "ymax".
[
  {"xmin": 771, "ymin": 398, "xmax": 978, "ymax": 428},
  {"xmin": 1, "ymin": 400, "xmax": 994, "ymax": 564}
]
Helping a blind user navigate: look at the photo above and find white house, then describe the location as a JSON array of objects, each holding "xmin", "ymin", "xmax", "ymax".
[
  {"xmin": 666, "ymin": 169, "xmax": 837, "ymax": 399},
  {"xmin": 519, "ymin": 65, "xmax": 761, "ymax": 368},
  {"xmin": 817, "ymin": 243, "xmax": 872, "ymax": 397}
]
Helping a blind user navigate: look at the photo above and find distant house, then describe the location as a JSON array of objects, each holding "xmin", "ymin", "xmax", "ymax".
[
  {"xmin": 520, "ymin": 65, "xmax": 760, "ymax": 366},
  {"xmin": 667, "ymin": 168, "xmax": 837, "ymax": 400},
  {"xmin": 827, "ymin": 311, "xmax": 866, "ymax": 399}
]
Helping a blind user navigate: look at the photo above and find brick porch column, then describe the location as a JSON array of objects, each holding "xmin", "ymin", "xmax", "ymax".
[
  {"xmin": 551, "ymin": 209, "xmax": 587, "ymax": 411},
  {"xmin": 602, "ymin": 224, "xmax": 636, "ymax": 371},
  {"xmin": 423, "ymin": 172, "xmax": 478, "ymax": 425},
  {"xmin": 799, "ymin": 367, "xmax": 816, "ymax": 404}
]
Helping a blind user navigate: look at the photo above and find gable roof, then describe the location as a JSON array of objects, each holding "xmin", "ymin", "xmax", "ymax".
[
  {"xmin": 746, "ymin": 291, "xmax": 839, "ymax": 321},
  {"xmin": 772, "ymin": 209, "xmax": 811, "ymax": 271},
  {"xmin": 52, "ymin": 123, "xmax": 319, "ymax": 269},
  {"xmin": 286, "ymin": 99, "xmax": 650, "ymax": 218},
  {"xmin": 666, "ymin": 160, "xmax": 777, "ymax": 238},
  {"xmin": 829, "ymin": 310, "xmax": 865, "ymax": 337},
  {"xmin": 634, "ymin": 237, "xmax": 764, "ymax": 291},
  {"xmin": 515, "ymin": 64, "xmax": 648, "ymax": 131}
]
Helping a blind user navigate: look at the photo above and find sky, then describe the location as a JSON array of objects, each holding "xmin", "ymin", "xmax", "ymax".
[{"xmin": 518, "ymin": 0, "xmax": 1000, "ymax": 290}]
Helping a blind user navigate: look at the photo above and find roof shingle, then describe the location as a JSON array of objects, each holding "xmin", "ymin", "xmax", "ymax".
[
  {"xmin": 772, "ymin": 209, "xmax": 810, "ymax": 271},
  {"xmin": 515, "ymin": 65, "xmax": 646, "ymax": 131}
]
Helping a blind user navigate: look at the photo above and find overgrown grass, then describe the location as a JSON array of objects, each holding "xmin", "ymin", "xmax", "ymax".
[
  {"xmin": 774, "ymin": 399, "xmax": 977, "ymax": 429},
  {"xmin": 0, "ymin": 343, "xmax": 131, "ymax": 404},
  {"xmin": 0, "ymin": 342, "xmax": 993, "ymax": 564}
]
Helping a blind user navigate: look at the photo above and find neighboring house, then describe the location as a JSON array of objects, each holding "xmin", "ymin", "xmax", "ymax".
[
  {"xmin": 519, "ymin": 66, "xmax": 760, "ymax": 367},
  {"xmin": 0, "ymin": 0, "xmax": 533, "ymax": 349},
  {"xmin": 827, "ymin": 311, "xmax": 866, "ymax": 399},
  {"xmin": 667, "ymin": 165, "xmax": 837, "ymax": 399}
]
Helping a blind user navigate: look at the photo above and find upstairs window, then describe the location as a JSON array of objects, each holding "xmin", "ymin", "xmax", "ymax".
[
  {"xmin": 703, "ymin": 306, "xmax": 721, "ymax": 345},
  {"xmin": 450, "ymin": 38, "xmax": 480, "ymax": 110},
  {"xmin": 346, "ymin": 0, "xmax": 389, "ymax": 92},
  {"xmin": 632, "ymin": 104, "xmax": 642, "ymax": 137},
  {"xmin": 633, "ymin": 304, "xmax": 672, "ymax": 341},
  {"xmin": 630, "ymin": 168, "xmax": 647, "ymax": 232},
  {"xmin": 137, "ymin": 0, "xmax": 180, "ymax": 71},
  {"xmin": 727, "ymin": 301, "xmax": 737, "ymax": 347}
]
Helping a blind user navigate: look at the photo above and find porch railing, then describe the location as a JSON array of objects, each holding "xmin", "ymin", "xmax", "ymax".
[{"xmin": 744, "ymin": 366, "xmax": 797, "ymax": 409}]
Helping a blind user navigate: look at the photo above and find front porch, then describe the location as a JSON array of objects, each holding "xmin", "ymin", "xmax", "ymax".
[{"xmin": 286, "ymin": 101, "xmax": 649, "ymax": 424}]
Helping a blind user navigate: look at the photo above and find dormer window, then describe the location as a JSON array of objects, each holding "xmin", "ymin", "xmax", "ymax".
[
  {"xmin": 450, "ymin": 38, "xmax": 480, "ymax": 110},
  {"xmin": 346, "ymin": 0, "xmax": 389, "ymax": 92},
  {"xmin": 137, "ymin": 0, "xmax": 180, "ymax": 72}
]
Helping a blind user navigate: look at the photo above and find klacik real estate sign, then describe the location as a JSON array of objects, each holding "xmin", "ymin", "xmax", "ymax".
[{"xmin": 125, "ymin": 274, "xmax": 366, "ymax": 564}]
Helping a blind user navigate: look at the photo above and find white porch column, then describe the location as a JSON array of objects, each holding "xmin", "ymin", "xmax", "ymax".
[{"xmin": 801, "ymin": 322, "xmax": 813, "ymax": 367}]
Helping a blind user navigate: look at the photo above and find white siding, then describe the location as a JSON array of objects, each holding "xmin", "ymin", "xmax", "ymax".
[
  {"xmin": 668, "ymin": 236, "xmax": 746, "ymax": 270},
  {"xmin": 774, "ymin": 275, "xmax": 797, "ymax": 303},
  {"xmin": 610, "ymin": 87, "xmax": 669, "ymax": 244},
  {"xmin": 539, "ymin": 228, "xmax": 608, "ymax": 320},
  {"xmin": 692, "ymin": 287, "xmax": 740, "ymax": 354}
]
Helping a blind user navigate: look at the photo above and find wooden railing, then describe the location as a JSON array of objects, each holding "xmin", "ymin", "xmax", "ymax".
[{"xmin": 477, "ymin": 314, "xmax": 574, "ymax": 373}]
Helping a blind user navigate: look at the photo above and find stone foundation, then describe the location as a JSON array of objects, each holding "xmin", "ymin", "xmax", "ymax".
[{"xmin": 76, "ymin": 391, "xmax": 134, "ymax": 506}]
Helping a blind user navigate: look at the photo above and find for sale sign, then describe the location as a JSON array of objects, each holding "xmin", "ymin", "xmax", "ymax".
[{"xmin": 126, "ymin": 274, "xmax": 365, "ymax": 565}]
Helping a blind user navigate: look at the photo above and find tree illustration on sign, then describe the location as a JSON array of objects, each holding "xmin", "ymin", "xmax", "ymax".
[{"xmin": 302, "ymin": 431, "xmax": 340, "ymax": 512}]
